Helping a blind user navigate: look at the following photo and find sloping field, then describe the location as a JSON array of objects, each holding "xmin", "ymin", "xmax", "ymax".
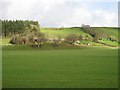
[
  {"xmin": 41, "ymin": 28, "xmax": 88, "ymax": 38},
  {"xmin": 41, "ymin": 27, "xmax": 118, "ymax": 38},
  {"xmin": 94, "ymin": 27, "xmax": 118, "ymax": 38}
]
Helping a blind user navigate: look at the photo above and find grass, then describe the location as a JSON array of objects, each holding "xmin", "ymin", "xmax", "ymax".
[
  {"xmin": 41, "ymin": 27, "xmax": 118, "ymax": 39},
  {"xmin": 2, "ymin": 45, "xmax": 118, "ymax": 88},
  {"xmin": 94, "ymin": 27, "xmax": 118, "ymax": 38},
  {"xmin": 2, "ymin": 27, "xmax": 119, "ymax": 88},
  {"xmin": 0, "ymin": 38, "xmax": 10, "ymax": 45},
  {"xmin": 99, "ymin": 40, "xmax": 118, "ymax": 47},
  {"xmin": 41, "ymin": 28, "xmax": 88, "ymax": 38}
]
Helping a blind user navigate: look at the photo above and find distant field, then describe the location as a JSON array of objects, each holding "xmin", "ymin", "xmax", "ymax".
[
  {"xmin": 2, "ymin": 46, "xmax": 118, "ymax": 88},
  {"xmin": 94, "ymin": 27, "xmax": 118, "ymax": 38},
  {"xmin": 41, "ymin": 27, "xmax": 118, "ymax": 38},
  {"xmin": 40, "ymin": 27, "xmax": 119, "ymax": 47},
  {"xmin": 41, "ymin": 28, "xmax": 88, "ymax": 38}
]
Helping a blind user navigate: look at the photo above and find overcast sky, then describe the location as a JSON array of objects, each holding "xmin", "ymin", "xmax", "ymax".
[{"xmin": 0, "ymin": 0, "xmax": 119, "ymax": 27}]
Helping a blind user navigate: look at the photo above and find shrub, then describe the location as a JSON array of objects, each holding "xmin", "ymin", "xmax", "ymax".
[
  {"xmin": 65, "ymin": 34, "xmax": 78, "ymax": 44},
  {"xmin": 51, "ymin": 38, "xmax": 60, "ymax": 47},
  {"xmin": 82, "ymin": 25, "xmax": 96, "ymax": 37},
  {"xmin": 79, "ymin": 35, "xmax": 84, "ymax": 41},
  {"xmin": 35, "ymin": 32, "xmax": 46, "ymax": 47},
  {"xmin": 108, "ymin": 36, "xmax": 118, "ymax": 42},
  {"xmin": 9, "ymin": 35, "xmax": 20, "ymax": 44},
  {"xmin": 9, "ymin": 30, "xmax": 46, "ymax": 47}
]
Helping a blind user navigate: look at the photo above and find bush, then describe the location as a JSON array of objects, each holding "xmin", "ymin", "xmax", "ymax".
[
  {"xmin": 51, "ymin": 38, "xmax": 60, "ymax": 47},
  {"xmin": 107, "ymin": 36, "xmax": 118, "ymax": 42},
  {"xmin": 9, "ymin": 30, "xmax": 46, "ymax": 47},
  {"xmin": 9, "ymin": 35, "xmax": 20, "ymax": 44},
  {"xmin": 79, "ymin": 35, "xmax": 84, "ymax": 41},
  {"xmin": 65, "ymin": 34, "xmax": 78, "ymax": 44},
  {"xmin": 81, "ymin": 24, "xmax": 96, "ymax": 37},
  {"xmin": 32, "ymin": 32, "xmax": 47, "ymax": 47}
]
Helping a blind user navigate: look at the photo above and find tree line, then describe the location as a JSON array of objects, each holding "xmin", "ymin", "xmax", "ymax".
[{"xmin": 1, "ymin": 20, "xmax": 39, "ymax": 37}]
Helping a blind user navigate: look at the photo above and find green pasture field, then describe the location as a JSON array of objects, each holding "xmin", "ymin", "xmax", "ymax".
[
  {"xmin": 2, "ymin": 45, "xmax": 118, "ymax": 88},
  {"xmin": 99, "ymin": 40, "xmax": 118, "ymax": 47},
  {"xmin": 41, "ymin": 27, "xmax": 118, "ymax": 38},
  {"xmin": 94, "ymin": 27, "xmax": 118, "ymax": 38},
  {"xmin": 41, "ymin": 28, "xmax": 88, "ymax": 38}
]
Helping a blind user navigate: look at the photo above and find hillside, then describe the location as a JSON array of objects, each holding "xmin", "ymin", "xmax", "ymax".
[
  {"xmin": 41, "ymin": 27, "xmax": 118, "ymax": 38},
  {"xmin": 41, "ymin": 27, "xmax": 88, "ymax": 38},
  {"xmin": 94, "ymin": 27, "xmax": 118, "ymax": 38},
  {"xmin": 40, "ymin": 27, "xmax": 119, "ymax": 47},
  {"xmin": 1, "ymin": 27, "xmax": 119, "ymax": 47}
]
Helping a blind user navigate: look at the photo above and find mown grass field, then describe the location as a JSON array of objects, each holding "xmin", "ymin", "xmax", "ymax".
[
  {"xmin": 2, "ymin": 27, "xmax": 118, "ymax": 88},
  {"xmin": 2, "ymin": 45, "xmax": 118, "ymax": 88}
]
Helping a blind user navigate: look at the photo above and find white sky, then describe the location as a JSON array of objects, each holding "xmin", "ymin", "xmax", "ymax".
[{"xmin": 0, "ymin": 0, "xmax": 119, "ymax": 27}]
